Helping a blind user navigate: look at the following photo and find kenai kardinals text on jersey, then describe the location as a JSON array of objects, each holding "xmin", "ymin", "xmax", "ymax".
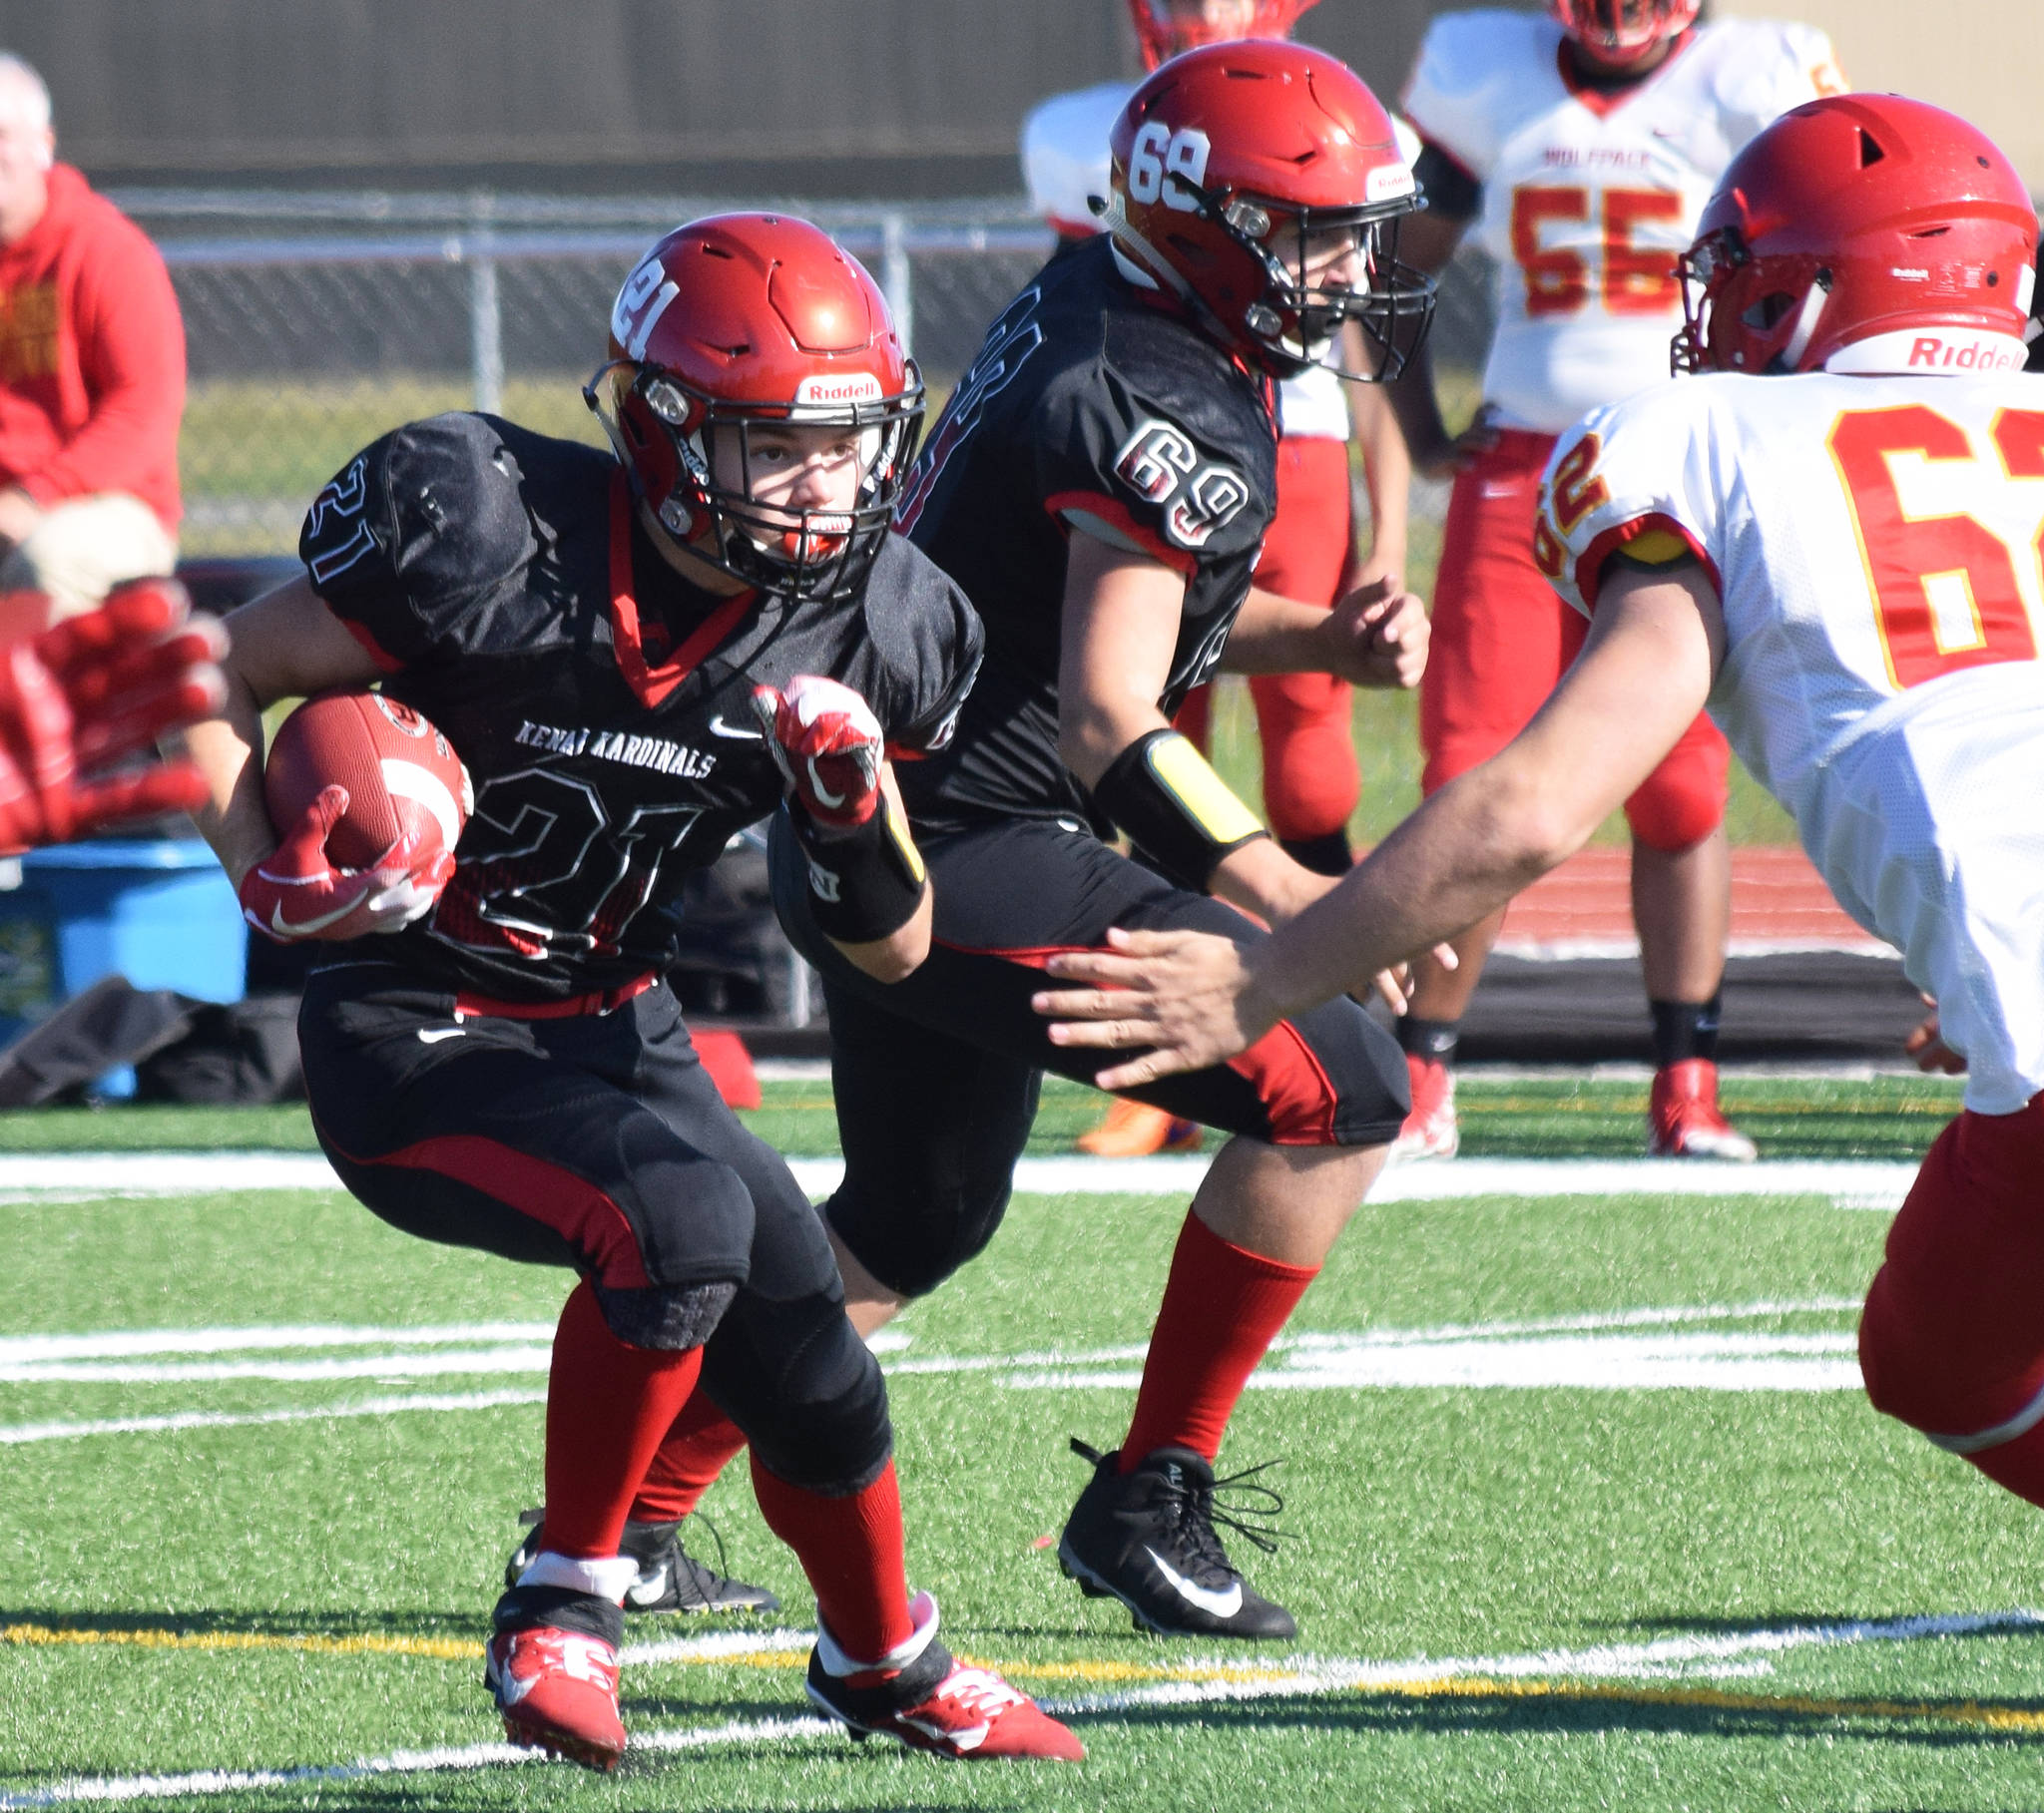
[
  {"xmin": 298, "ymin": 412, "xmax": 981, "ymax": 1002},
  {"xmin": 892, "ymin": 234, "xmax": 1278, "ymax": 833}
]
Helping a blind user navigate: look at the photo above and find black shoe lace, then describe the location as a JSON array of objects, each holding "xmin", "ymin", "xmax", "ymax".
[
  {"xmin": 1069, "ymin": 1436, "xmax": 1290, "ymax": 1570},
  {"xmin": 677, "ymin": 1513, "xmax": 735, "ymax": 1596},
  {"xmin": 1180, "ymin": 1457, "xmax": 1290, "ymax": 1562}
]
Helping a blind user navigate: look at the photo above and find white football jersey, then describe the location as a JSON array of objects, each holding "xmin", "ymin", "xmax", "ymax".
[
  {"xmin": 1540, "ymin": 342, "xmax": 2044, "ymax": 1112},
  {"xmin": 1402, "ymin": 12, "xmax": 1845, "ymax": 433},
  {"xmin": 1019, "ymin": 79, "xmax": 1420, "ymax": 441}
]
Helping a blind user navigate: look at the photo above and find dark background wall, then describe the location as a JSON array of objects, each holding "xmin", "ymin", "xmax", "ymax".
[{"xmin": 0, "ymin": 0, "xmax": 1503, "ymax": 197}]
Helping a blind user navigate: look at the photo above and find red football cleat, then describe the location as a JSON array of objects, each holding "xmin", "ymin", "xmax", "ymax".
[
  {"xmin": 1649, "ymin": 1059, "xmax": 1758, "ymax": 1161},
  {"xmin": 807, "ymin": 1592, "xmax": 1085, "ymax": 1762},
  {"xmin": 485, "ymin": 1588, "xmax": 626, "ymax": 1771},
  {"xmin": 1390, "ymin": 1054, "xmax": 1458, "ymax": 1160}
]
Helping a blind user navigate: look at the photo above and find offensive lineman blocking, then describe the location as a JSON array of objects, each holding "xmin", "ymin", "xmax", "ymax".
[
  {"xmin": 637, "ymin": 41, "xmax": 1434, "ymax": 1643},
  {"xmin": 1024, "ymin": 0, "xmax": 1422, "ymax": 1159},
  {"xmin": 1035, "ymin": 94, "xmax": 2044, "ymax": 1559}
]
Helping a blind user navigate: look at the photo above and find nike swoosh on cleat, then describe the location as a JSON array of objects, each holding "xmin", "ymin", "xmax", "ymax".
[
  {"xmin": 416, "ymin": 1027, "xmax": 466, "ymax": 1044},
  {"xmin": 709, "ymin": 714, "xmax": 765, "ymax": 740},
  {"xmin": 1143, "ymin": 1547, "xmax": 1244, "ymax": 1618}
]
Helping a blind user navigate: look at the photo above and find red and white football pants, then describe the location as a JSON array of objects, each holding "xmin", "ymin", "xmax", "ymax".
[
  {"xmin": 1422, "ymin": 428, "xmax": 1727, "ymax": 852},
  {"xmin": 1177, "ymin": 435, "xmax": 1358, "ymax": 844}
]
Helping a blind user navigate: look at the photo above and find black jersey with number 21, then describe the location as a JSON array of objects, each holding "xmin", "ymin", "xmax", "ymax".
[
  {"xmin": 894, "ymin": 233, "xmax": 1278, "ymax": 833},
  {"xmin": 297, "ymin": 412, "xmax": 981, "ymax": 1004}
]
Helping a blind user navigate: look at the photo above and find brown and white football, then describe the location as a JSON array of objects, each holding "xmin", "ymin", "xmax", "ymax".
[{"xmin": 263, "ymin": 688, "xmax": 472, "ymax": 870}]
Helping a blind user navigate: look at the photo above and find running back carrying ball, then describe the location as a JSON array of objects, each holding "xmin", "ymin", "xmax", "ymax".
[
  {"xmin": 264, "ymin": 687, "xmax": 471, "ymax": 867},
  {"xmin": 245, "ymin": 687, "xmax": 470, "ymax": 942}
]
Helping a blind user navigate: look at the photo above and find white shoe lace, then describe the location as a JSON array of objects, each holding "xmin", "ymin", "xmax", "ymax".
[{"xmin": 901, "ymin": 1666, "xmax": 1026, "ymax": 1751}]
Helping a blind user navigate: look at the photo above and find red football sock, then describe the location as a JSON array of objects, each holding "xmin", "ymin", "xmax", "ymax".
[
  {"xmin": 542, "ymin": 1281, "xmax": 705, "ymax": 1559},
  {"xmin": 751, "ymin": 1457, "xmax": 914, "ymax": 1663},
  {"xmin": 1120, "ymin": 1210, "xmax": 1318, "ymax": 1471},
  {"xmin": 631, "ymin": 1386, "xmax": 750, "ymax": 1523}
]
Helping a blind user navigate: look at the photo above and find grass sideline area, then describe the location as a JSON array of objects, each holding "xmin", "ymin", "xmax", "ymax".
[
  {"xmin": 0, "ymin": 1070, "xmax": 1964, "ymax": 1161},
  {"xmin": 2, "ymin": 1082, "xmax": 2034, "ymax": 1810}
]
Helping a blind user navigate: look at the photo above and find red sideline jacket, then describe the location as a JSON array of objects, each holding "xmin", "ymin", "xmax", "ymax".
[{"xmin": 0, "ymin": 164, "xmax": 185, "ymax": 530}]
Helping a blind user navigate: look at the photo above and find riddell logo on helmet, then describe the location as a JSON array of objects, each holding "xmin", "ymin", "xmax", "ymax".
[
  {"xmin": 794, "ymin": 374, "xmax": 883, "ymax": 406},
  {"xmin": 1366, "ymin": 164, "xmax": 1416, "ymax": 204},
  {"xmin": 1825, "ymin": 327, "xmax": 2029, "ymax": 376},
  {"xmin": 1906, "ymin": 335, "xmax": 2025, "ymax": 372}
]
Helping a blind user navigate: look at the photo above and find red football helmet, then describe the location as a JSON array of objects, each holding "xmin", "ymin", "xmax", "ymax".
[
  {"xmin": 1104, "ymin": 39, "xmax": 1433, "ymax": 379},
  {"xmin": 1126, "ymin": 0, "xmax": 1319, "ymax": 71},
  {"xmin": 588, "ymin": 214, "xmax": 923, "ymax": 602},
  {"xmin": 1673, "ymin": 95, "xmax": 2038, "ymax": 378},
  {"xmin": 1549, "ymin": 0, "xmax": 1700, "ymax": 69}
]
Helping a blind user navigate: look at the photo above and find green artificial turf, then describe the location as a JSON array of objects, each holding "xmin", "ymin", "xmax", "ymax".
[
  {"xmin": 4, "ymin": 1123, "xmax": 2039, "ymax": 1809},
  {"xmin": 0, "ymin": 1069, "xmax": 1965, "ymax": 1161}
]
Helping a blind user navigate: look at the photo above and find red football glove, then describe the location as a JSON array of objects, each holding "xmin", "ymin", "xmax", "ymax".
[
  {"xmin": 752, "ymin": 675, "xmax": 884, "ymax": 829},
  {"xmin": 0, "ymin": 580, "xmax": 229, "ymax": 854},
  {"xmin": 239, "ymin": 784, "xmax": 456, "ymax": 944}
]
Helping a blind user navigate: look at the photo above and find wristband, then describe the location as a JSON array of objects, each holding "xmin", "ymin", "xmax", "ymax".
[
  {"xmin": 1090, "ymin": 727, "xmax": 1268, "ymax": 891},
  {"xmin": 787, "ymin": 794, "xmax": 927, "ymax": 943}
]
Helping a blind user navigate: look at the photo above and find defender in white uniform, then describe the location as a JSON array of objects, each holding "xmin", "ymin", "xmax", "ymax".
[
  {"xmin": 1036, "ymin": 96, "xmax": 2044, "ymax": 1533},
  {"xmin": 1384, "ymin": 0, "xmax": 1845, "ymax": 1162},
  {"xmin": 1020, "ymin": 0, "xmax": 1419, "ymax": 1156}
]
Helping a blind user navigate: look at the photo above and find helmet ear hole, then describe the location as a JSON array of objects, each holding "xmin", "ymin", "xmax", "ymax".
[{"xmin": 1741, "ymin": 291, "xmax": 1797, "ymax": 330}]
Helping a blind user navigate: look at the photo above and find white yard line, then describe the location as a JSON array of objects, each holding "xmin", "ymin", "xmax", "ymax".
[
  {"xmin": 0, "ymin": 1301, "xmax": 1874, "ymax": 1439},
  {"xmin": 3, "ymin": 1607, "xmax": 2034, "ymax": 1808},
  {"xmin": 0, "ymin": 1389, "xmax": 547, "ymax": 1446},
  {"xmin": 0, "ymin": 1150, "xmax": 1921, "ymax": 1205}
]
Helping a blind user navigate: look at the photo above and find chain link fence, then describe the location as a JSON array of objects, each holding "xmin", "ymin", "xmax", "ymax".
[{"xmin": 117, "ymin": 191, "xmax": 1495, "ymax": 559}]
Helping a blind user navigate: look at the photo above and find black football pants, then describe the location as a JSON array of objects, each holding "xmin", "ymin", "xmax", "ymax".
[
  {"xmin": 298, "ymin": 962, "xmax": 889, "ymax": 1496},
  {"xmin": 770, "ymin": 814, "xmax": 1409, "ymax": 1299}
]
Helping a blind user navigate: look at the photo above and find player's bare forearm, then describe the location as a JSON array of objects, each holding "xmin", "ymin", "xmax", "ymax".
[
  {"xmin": 180, "ymin": 575, "xmax": 388, "ymax": 888},
  {"xmin": 1216, "ymin": 586, "xmax": 1331, "ymax": 674},
  {"xmin": 1210, "ymin": 833, "xmax": 1337, "ymax": 927},
  {"xmin": 1252, "ymin": 571, "xmax": 1718, "ymax": 1011},
  {"xmin": 1345, "ymin": 360, "xmax": 1411, "ymax": 587},
  {"xmin": 1035, "ymin": 568, "xmax": 1721, "ymax": 1082},
  {"xmin": 1056, "ymin": 529, "xmax": 1185, "ymax": 787},
  {"xmin": 1251, "ymin": 760, "xmax": 1573, "ymax": 1020},
  {"xmin": 176, "ymin": 669, "xmax": 279, "ymax": 890},
  {"xmin": 1223, "ymin": 581, "xmax": 1427, "ymax": 688}
]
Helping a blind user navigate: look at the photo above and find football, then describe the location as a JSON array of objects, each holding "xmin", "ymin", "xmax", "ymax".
[{"xmin": 263, "ymin": 687, "xmax": 472, "ymax": 870}]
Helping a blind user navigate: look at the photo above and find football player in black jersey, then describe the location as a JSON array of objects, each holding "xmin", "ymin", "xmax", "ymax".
[
  {"xmin": 177, "ymin": 215, "xmax": 1081, "ymax": 1771},
  {"xmin": 647, "ymin": 42, "xmax": 1438, "ymax": 1643}
]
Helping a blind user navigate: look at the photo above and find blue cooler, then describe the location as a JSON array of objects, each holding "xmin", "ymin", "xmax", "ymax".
[{"xmin": 0, "ymin": 839, "xmax": 247, "ymax": 1096}]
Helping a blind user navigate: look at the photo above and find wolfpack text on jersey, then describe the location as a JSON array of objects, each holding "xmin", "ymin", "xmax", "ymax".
[{"xmin": 1402, "ymin": 11, "xmax": 1844, "ymax": 432}]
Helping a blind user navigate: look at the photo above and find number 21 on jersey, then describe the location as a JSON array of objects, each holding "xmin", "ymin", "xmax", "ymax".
[{"xmin": 1828, "ymin": 405, "xmax": 2044, "ymax": 690}]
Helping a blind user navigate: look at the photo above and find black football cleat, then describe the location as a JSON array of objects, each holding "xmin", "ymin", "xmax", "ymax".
[
  {"xmin": 1058, "ymin": 1438, "xmax": 1296, "ymax": 1639},
  {"xmin": 506, "ymin": 1509, "xmax": 780, "ymax": 1615}
]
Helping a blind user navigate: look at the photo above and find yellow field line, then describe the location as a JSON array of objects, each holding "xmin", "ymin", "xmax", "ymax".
[
  {"xmin": 10, "ymin": 1623, "xmax": 2038, "ymax": 1738},
  {"xmin": 1369, "ymin": 1671, "xmax": 2044, "ymax": 1736},
  {"xmin": 0, "ymin": 1622, "xmax": 473, "ymax": 1662}
]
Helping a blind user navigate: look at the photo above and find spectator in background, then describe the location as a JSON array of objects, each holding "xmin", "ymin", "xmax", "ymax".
[{"xmin": 0, "ymin": 54, "xmax": 184, "ymax": 620}]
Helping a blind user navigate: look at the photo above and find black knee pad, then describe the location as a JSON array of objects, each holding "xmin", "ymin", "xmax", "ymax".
[
  {"xmin": 825, "ymin": 1165, "xmax": 1017, "ymax": 1299},
  {"xmin": 702, "ymin": 1291, "xmax": 892, "ymax": 1496},
  {"xmin": 592, "ymin": 1278, "xmax": 740, "ymax": 1352}
]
